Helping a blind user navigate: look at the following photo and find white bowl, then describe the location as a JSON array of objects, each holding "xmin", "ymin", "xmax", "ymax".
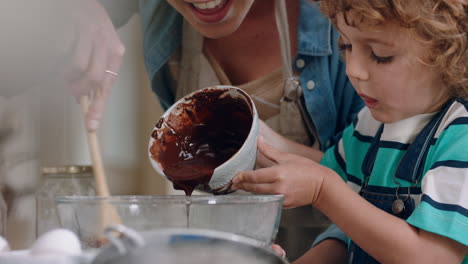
[{"xmin": 148, "ymin": 85, "xmax": 259, "ymax": 193}]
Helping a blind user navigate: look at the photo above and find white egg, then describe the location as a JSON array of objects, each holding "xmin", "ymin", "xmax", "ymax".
[
  {"xmin": 0, "ymin": 235, "xmax": 10, "ymax": 252},
  {"xmin": 30, "ymin": 229, "xmax": 82, "ymax": 256}
]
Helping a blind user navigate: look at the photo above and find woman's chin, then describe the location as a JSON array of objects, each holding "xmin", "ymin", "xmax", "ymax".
[
  {"xmin": 191, "ymin": 19, "xmax": 241, "ymax": 39},
  {"xmin": 198, "ymin": 27, "xmax": 237, "ymax": 39}
]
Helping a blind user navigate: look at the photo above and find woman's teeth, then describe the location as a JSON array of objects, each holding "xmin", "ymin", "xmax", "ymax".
[{"xmin": 192, "ymin": 0, "xmax": 223, "ymax": 10}]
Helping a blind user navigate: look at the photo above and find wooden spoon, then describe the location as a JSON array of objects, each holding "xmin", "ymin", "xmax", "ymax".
[{"xmin": 80, "ymin": 96, "xmax": 121, "ymax": 241}]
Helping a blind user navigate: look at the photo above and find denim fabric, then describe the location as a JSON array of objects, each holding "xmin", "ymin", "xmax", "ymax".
[
  {"xmin": 347, "ymin": 189, "xmax": 416, "ymax": 264},
  {"xmin": 138, "ymin": 0, "xmax": 364, "ymax": 151}
]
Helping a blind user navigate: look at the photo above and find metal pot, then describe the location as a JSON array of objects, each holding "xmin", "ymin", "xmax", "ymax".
[{"xmin": 93, "ymin": 225, "xmax": 289, "ymax": 264}]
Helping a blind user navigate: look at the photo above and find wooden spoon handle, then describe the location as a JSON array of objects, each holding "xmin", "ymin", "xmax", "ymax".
[
  {"xmin": 79, "ymin": 96, "xmax": 110, "ymax": 196},
  {"xmin": 80, "ymin": 95, "xmax": 121, "ymax": 236}
]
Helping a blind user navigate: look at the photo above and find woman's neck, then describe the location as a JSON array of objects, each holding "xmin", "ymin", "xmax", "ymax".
[{"xmin": 204, "ymin": 0, "xmax": 299, "ymax": 85}]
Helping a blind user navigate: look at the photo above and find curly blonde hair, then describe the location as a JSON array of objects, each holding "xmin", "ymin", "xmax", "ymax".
[{"xmin": 319, "ymin": 0, "xmax": 467, "ymax": 97}]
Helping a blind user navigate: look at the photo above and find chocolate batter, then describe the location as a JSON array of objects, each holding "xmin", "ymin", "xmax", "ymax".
[{"xmin": 150, "ymin": 89, "xmax": 253, "ymax": 195}]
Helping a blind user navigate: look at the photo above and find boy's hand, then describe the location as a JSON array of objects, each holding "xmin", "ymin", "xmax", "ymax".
[
  {"xmin": 232, "ymin": 137, "xmax": 333, "ymax": 208},
  {"xmin": 271, "ymin": 244, "xmax": 286, "ymax": 258}
]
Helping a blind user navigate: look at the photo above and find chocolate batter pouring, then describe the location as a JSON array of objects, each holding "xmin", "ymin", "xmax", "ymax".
[{"xmin": 150, "ymin": 89, "xmax": 253, "ymax": 195}]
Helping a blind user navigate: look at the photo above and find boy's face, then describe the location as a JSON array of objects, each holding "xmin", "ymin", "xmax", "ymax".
[
  {"xmin": 337, "ymin": 12, "xmax": 450, "ymax": 123},
  {"xmin": 166, "ymin": 0, "xmax": 255, "ymax": 39}
]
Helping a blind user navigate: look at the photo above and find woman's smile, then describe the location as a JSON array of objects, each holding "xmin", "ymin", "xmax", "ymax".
[{"xmin": 188, "ymin": 0, "xmax": 232, "ymax": 23}]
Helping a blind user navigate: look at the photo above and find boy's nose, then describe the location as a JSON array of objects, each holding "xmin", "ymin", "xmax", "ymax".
[{"xmin": 345, "ymin": 52, "xmax": 370, "ymax": 82}]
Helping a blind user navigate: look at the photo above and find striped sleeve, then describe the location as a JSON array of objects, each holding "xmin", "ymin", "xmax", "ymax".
[
  {"xmin": 407, "ymin": 101, "xmax": 468, "ymax": 246},
  {"xmin": 320, "ymin": 142, "xmax": 347, "ymax": 181},
  {"xmin": 320, "ymin": 122, "xmax": 357, "ymax": 182}
]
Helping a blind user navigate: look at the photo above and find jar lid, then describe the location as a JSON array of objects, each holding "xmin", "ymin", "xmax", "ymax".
[{"xmin": 41, "ymin": 165, "xmax": 93, "ymax": 175}]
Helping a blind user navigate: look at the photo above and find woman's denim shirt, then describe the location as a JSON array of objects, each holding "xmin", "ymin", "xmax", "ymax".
[{"xmin": 139, "ymin": 0, "xmax": 364, "ymax": 152}]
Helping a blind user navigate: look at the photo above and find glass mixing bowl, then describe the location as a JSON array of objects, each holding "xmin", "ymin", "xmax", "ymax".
[
  {"xmin": 55, "ymin": 195, "xmax": 283, "ymax": 248},
  {"xmin": 93, "ymin": 226, "xmax": 289, "ymax": 264}
]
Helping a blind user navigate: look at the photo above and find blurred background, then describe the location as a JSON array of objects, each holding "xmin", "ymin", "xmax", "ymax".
[
  {"xmin": 35, "ymin": 12, "xmax": 170, "ymax": 196},
  {"xmin": 0, "ymin": 0, "xmax": 184, "ymax": 249}
]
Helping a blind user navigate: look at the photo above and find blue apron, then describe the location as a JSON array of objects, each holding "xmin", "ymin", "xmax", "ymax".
[{"xmin": 347, "ymin": 99, "xmax": 454, "ymax": 264}]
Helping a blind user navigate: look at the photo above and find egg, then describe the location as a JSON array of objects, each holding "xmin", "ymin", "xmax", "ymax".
[
  {"xmin": 0, "ymin": 235, "xmax": 10, "ymax": 252},
  {"xmin": 30, "ymin": 229, "xmax": 82, "ymax": 256}
]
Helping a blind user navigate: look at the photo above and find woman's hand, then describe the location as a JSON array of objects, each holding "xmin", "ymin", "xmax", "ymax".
[
  {"xmin": 257, "ymin": 120, "xmax": 324, "ymax": 167},
  {"xmin": 0, "ymin": 0, "xmax": 125, "ymax": 111},
  {"xmin": 232, "ymin": 137, "xmax": 334, "ymax": 208},
  {"xmin": 62, "ymin": 0, "xmax": 125, "ymax": 131},
  {"xmin": 257, "ymin": 120, "xmax": 290, "ymax": 167}
]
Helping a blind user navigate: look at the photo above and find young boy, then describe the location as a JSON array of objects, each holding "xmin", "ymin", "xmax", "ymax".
[{"xmin": 232, "ymin": 0, "xmax": 468, "ymax": 263}]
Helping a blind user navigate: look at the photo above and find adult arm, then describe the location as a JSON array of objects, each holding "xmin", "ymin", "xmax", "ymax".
[{"xmin": 257, "ymin": 120, "xmax": 324, "ymax": 167}]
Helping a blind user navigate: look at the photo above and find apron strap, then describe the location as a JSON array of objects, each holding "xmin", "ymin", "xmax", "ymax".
[
  {"xmin": 176, "ymin": 20, "xmax": 204, "ymax": 101},
  {"xmin": 274, "ymin": 0, "xmax": 318, "ymax": 146},
  {"xmin": 274, "ymin": 0, "xmax": 292, "ymax": 81},
  {"xmin": 274, "ymin": 0, "xmax": 299, "ymax": 101}
]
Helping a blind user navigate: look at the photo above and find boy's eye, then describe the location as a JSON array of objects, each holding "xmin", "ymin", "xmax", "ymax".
[
  {"xmin": 338, "ymin": 41, "xmax": 394, "ymax": 64},
  {"xmin": 339, "ymin": 44, "xmax": 352, "ymax": 51},
  {"xmin": 370, "ymin": 51, "xmax": 393, "ymax": 64}
]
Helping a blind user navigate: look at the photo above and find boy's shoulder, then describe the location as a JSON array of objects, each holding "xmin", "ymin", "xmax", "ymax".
[{"xmin": 435, "ymin": 98, "xmax": 468, "ymax": 138}]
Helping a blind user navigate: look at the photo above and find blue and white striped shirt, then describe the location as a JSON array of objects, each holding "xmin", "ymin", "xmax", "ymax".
[{"xmin": 321, "ymin": 98, "xmax": 468, "ymax": 261}]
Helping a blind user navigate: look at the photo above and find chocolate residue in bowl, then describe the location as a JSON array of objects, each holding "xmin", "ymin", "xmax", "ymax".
[{"xmin": 150, "ymin": 89, "xmax": 253, "ymax": 195}]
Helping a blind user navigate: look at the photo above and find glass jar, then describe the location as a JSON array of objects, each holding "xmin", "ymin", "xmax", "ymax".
[{"xmin": 36, "ymin": 165, "xmax": 96, "ymax": 237}]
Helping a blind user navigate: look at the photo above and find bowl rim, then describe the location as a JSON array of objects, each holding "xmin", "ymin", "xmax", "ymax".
[
  {"xmin": 55, "ymin": 194, "xmax": 284, "ymax": 205},
  {"xmin": 115, "ymin": 227, "xmax": 268, "ymax": 247}
]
